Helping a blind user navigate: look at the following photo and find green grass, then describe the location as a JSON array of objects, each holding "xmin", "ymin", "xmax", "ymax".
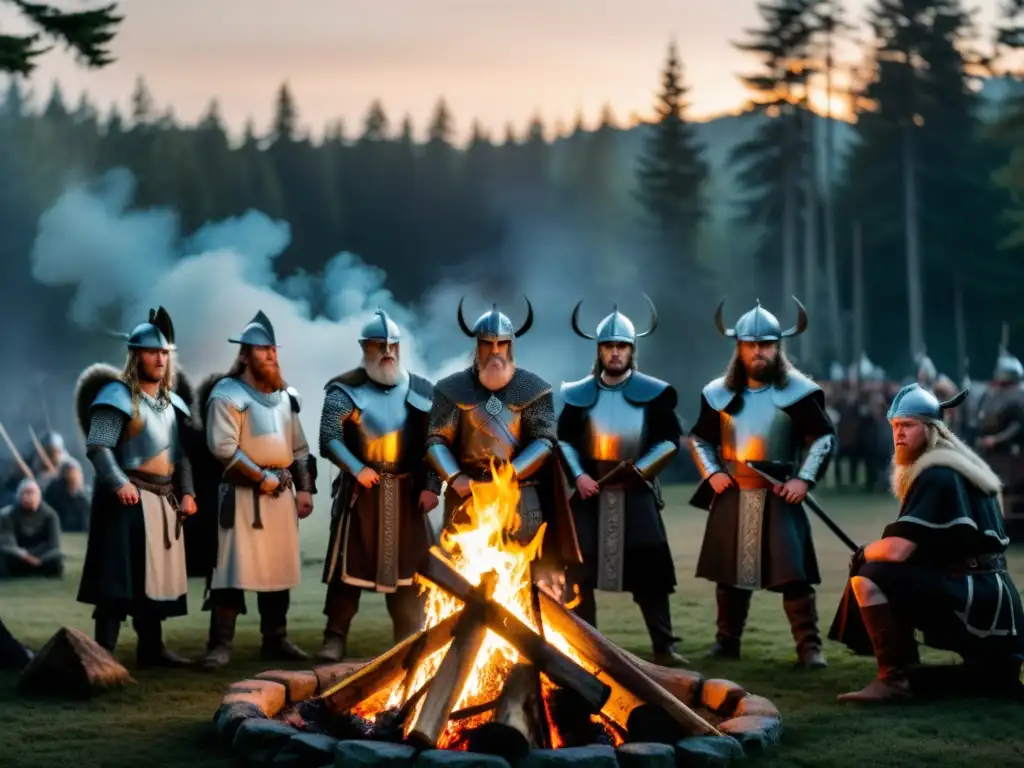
[{"xmin": 2, "ymin": 485, "xmax": 1023, "ymax": 767}]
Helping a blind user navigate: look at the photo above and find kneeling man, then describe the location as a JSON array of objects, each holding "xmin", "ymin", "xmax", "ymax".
[{"xmin": 830, "ymin": 384, "xmax": 1024, "ymax": 702}]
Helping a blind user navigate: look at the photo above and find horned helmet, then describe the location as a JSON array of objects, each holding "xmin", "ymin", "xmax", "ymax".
[
  {"xmin": 108, "ymin": 306, "xmax": 176, "ymax": 351},
  {"xmin": 887, "ymin": 383, "xmax": 967, "ymax": 423},
  {"xmin": 571, "ymin": 294, "xmax": 657, "ymax": 346},
  {"xmin": 714, "ymin": 296, "xmax": 808, "ymax": 342},
  {"xmin": 457, "ymin": 297, "xmax": 533, "ymax": 348}
]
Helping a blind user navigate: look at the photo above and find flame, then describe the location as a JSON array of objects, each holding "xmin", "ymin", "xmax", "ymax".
[
  {"xmin": 356, "ymin": 459, "xmax": 621, "ymax": 748},
  {"xmin": 592, "ymin": 433, "xmax": 620, "ymax": 461}
]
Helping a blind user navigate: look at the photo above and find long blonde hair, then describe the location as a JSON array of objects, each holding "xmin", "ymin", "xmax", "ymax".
[{"xmin": 121, "ymin": 349, "xmax": 175, "ymax": 417}]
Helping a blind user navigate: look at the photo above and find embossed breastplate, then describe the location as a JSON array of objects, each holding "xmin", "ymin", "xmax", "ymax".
[
  {"xmin": 116, "ymin": 394, "xmax": 180, "ymax": 470},
  {"xmin": 719, "ymin": 386, "xmax": 793, "ymax": 481},
  {"xmin": 586, "ymin": 385, "xmax": 645, "ymax": 462},
  {"xmin": 349, "ymin": 380, "xmax": 412, "ymax": 467},
  {"xmin": 458, "ymin": 394, "xmax": 522, "ymax": 469}
]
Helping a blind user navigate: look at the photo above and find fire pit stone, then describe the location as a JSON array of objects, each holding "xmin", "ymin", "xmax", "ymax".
[
  {"xmin": 674, "ymin": 735, "xmax": 746, "ymax": 766},
  {"xmin": 335, "ymin": 739, "xmax": 418, "ymax": 767},
  {"xmin": 718, "ymin": 715, "xmax": 783, "ymax": 754},
  {"xmin": 231, "ymin": 718, "xmax": 299, "ymax": 763},
  {"xmin": 254, "ymin": 668, "xmax": 319, "ymax": 703},
  {"xmin": 522, "ymin": 744, "xmax": 618, "ymax": 767},
  {"xmin": 418, "ymin": 749, "xmax": 512, "ymax": 767},
  {"xmin": 222, "ymin": 678, "xmax": 287, "ymax": 715},
  {"xmin": 616, "ymin": 742, "xmax": 676, "ymax": 768},
  {"xmin": 699, "ymin": 679, "xmax": 745, "ymax": 716}
]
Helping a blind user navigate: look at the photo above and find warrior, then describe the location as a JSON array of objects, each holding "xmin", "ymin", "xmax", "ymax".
[
  {"xmin": 914, "ymin": 351, "xmax": 938, "ymax": 391},
  {"xmin": 198, "ymin": 311, "xmax": 317, "ymax": 669},
  {"xmin": 426, "ymin": 299, "xmax": 580, "ymax": 574},
  {"xmin": 974, "ymin": 337, "xmax": 1024, "ymax": 536},
  {"xmin": 557, "ymin": 297, "xmax": 687, "ymax": 667},
  {"xmin": 688, "ymin": 298, "xmax": 835, "ymax": 668},
  {"xmin": 316, "ymin": 309, "xmax": 440, "ymax": 662},
  {"xmin": 830, "ymin": 384, "xmax": 1024, "ymax": 701},
  {"xmin": 74, "ymin": 307, "xmax": 195, "ymax": 665}
]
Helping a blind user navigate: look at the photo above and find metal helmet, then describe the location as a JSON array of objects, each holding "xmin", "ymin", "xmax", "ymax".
[
  {"xmin": 571, "ymin": 294, "xmax": 657, "ymax": 345},
  {"xmin": 41, "ymin": 431, "xmax": 64, "ymax": 451},
  {"xmin": 714, "ymin": 296, "xmax": 808, "ymax": 342},
  {"xmin": 106, "ymin": 306, "xmax": 175, "ymax": 350},
  {"xmin": 359, "ymin": 308, "xmax": 401, "ymax": 344},
  {"xmin": 887, "ymin": 382, "xmax": 967, "ymax": 423},
  {"xmin": 914, "ymin": 350, "xmax": 937, "ymax": 385},
  {"xmin": 457, "ymin": 297, "xmax": 533, "ymax": 342},
  {"xmin": 829, "ymin": 361, "xmax": 845, "ymax": 381},
  {"xmin": 229, "ymin": 310, "xmax": 277, "ymax": 347},
  {"xmin": 994, "ymin": 348, "xmax": 1023, "ymax": 383}
]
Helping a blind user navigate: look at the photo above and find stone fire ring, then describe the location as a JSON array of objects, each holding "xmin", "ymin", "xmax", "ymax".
[{"xmin": 212, "ymin": 661, "xmax": 782, "ymax": 767}]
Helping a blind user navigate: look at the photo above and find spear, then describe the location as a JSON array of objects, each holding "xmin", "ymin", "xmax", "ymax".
[
  {"xmin": 0, "ymin": 418, "xmax": 35, "ymax": 481},
  {"xmin": 28, "ymin": 425, "xmax": 57, "ymax": 474}
]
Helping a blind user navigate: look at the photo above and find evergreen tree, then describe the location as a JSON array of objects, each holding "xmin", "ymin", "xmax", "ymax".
[
  {"xmin": 270, "ymin": 82, "xmax": 299, "ymax": 145},
  {"xmin": 729, "ymin": 0, "xmax": 825, "ymax": 310},
  {"xmin": 634, "ymin": 41, "xmax": 709, "ymax": 262},
  {"xmin": 0, "ymin": 0, "xmax": 121, "ymax": 74},
  {"xmin": 843, "ymin": 0, "xmax": 1006, "ymax": 370}
]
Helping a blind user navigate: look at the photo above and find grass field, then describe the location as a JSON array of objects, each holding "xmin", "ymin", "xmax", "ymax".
[{"xmin": 2, "ymin": 484, "xmax": 1023, "ymax": 768}]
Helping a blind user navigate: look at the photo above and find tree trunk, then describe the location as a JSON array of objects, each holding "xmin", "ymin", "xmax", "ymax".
[
  {"xmin": 953, "ymin": 271, "xmax": 967, "ymax": 383},
  {"xmin": 902, "ymin": 122, "xmax": 925, "ymax": 359},
  {"xmin": 802, "ymin": 110, "xmax": 819, "ymax": 367},
  {"xmin": 853, "ymin": 221, "xmax": 864, "ymax": 363},
  {"xmin": 782, "ymin": 109, "xmax": 799, "ymax": 310},
  {"xmin": 823, "ymin": 14, "xmax": 845, "ymax": 364}
]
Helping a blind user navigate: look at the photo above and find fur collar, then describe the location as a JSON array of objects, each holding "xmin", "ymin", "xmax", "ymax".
[{"xmin": 891, "ymin": 438, "xmax": 1003, "ymax": 502}]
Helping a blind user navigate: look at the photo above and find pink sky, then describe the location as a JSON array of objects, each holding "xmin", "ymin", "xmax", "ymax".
[{"xmin": 1, "ymin": 0, "xmax": 1003, "ymax": 141}]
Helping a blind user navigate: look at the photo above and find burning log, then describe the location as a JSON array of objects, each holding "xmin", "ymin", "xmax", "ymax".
[
  {"xmin": 318, "ymin": 611, "xmax": 460, "ymax": 714},
  {"xmin": 405, "ymin": 573, "xmax": 497, "ymax": 748},
  {"xmin": 468, "ymin": 663, "xmax": 542, "ymax": 761},
  {"xmin": 536, "ymin": 589, "xmax": 722, "ymax": 738},
  {"xmin": 419, "ymin": 547, "xmax": 611, "ymax": 714}
]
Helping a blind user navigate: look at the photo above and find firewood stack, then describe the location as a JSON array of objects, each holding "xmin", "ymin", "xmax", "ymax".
[{"xmin": 314, "ymin": 549, "xmax": 722, "ymax": 761}]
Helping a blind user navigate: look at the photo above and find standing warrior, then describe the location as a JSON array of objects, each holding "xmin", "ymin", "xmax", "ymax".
[
  {"xmin": 74, "ymin": 307, "xmax": 195, "ymax": 665},
  {"xmin": 557, "ymin": 297, "xmax": 687, "ymax": 666},
  {"xmin": 198, "ymin": 311, "xmax": 316, "ymax": 669},
  {"xmin": 317, "ymin": 309, "xmax": 440, "ymax": 662},
  {"xmin": 688, "ymin": 298, "xmax": 835, "ymax": 668},
  {"xmin": 830, "ymin": 384, "xmax": 1024, "ymax": 701},
  {"xmin": 426, "ymin": 299, "xmax": 580, "ymax": 572},
  {"xmin": 974, "ymin": 335, "xmax": 1024, "ymax": 536}
]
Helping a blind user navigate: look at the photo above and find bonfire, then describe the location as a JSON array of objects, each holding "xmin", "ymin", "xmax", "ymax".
[{"xmin": 289, "ymin": 463, "xmax": 722, "ymax": 761}]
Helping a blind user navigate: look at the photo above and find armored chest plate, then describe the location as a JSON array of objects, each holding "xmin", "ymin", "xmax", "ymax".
[
  {"xmin": 458, "ymin": 398, "xmax": 522, "ymax": 467},
  {"xmin": 117, "ymin": 394, "xmax": 180, "ymax": 470},
  {"xmin": 586, "ymin": 385, "xmax": 645, "ymax": 462},
  {"xmin": 720, "ymin": 386, "xmax": 793, "ymax": 479},
  {"xmin": 350, "ymin": 379, "xmax": 411, "ymax": 465}
]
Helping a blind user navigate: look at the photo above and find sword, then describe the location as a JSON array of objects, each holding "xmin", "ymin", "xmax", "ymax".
[
  {"xmin": 744, "ymin": 460, "xmax": 860, "ymax": 553},
  {"xmin": 0, "ymin": 418, "xmax": 35, "ymax": 481}
]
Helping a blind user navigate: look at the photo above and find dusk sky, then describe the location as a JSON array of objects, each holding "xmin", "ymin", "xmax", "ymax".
[{"xmin": 1, "ymin": 0, "xmax": 1005, "ymax": 141}]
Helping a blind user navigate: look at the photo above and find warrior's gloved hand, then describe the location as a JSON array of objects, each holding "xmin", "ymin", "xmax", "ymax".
[
  {"xmin": 849, "ymin": 545, "xmax": 867, "ymax": 576},
  {"xmin": 708, "ymin": 472, "xmax": 734, "ymax": 494},
  {"xmin": 259, "ymin": 472, "xmax": 280, "ymax": 495}
]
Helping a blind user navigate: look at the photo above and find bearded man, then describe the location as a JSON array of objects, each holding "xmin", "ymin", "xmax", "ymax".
[
  {"xmin": 557, "ymin": 297, "xmax": 687, "ymax": 666},
  {"xmin": 426, "ymin": 300, "xmax": 580, "ymax": 574},
  {"xmin": 688, "ymin": 298, "xmax": 835, "ymax": 668},
  {"xmin": 74, "ymin": 307, "xmax": 195, "ymax": 665},
  {"xmin": 316, "ymin": 309, "xmax": 440, "ymax": 661},
  {"xmin": 198, "ymin": 311, "xmax": 316, "ymax": 669},
  {"xmin": 830, "ymin": 384, "xmax": 1024, "ymax": 702}
]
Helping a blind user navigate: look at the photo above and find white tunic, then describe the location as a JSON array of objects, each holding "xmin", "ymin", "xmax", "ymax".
[{"xmin": 206, "ymin": 378, "xmax": 310, "ymax": 592}]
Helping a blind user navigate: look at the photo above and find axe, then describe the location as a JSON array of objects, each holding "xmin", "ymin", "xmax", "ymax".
[{"xmin": 745, "ymin": 460, "xmax": 860, "ymax": 553}]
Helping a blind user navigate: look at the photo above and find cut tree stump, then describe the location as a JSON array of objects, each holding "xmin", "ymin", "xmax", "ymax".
[{"xmin": 18, "ymin": 626, "xmax": 134, "ymax": 697}]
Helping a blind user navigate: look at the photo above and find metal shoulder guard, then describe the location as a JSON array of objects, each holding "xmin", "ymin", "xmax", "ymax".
[
  {"xmin": 702, "ymin": 377, "xmax": 736, "ymax": 412},
  {"xmin": 771, "ymin": 369, "xmax": 821, "ymax": 409},
  {"xmin": 286, "ymin": 386, "xmax": 301, "ymax": 412},
  {"xmin": 168, "ymin": 391, "xmax": 190, "ymax": 416},
  {"xmin": 623, "ymin": 372, "xmax": 671, "ymax": 405},
  {"xmin": 407, "ymin": 372, "xmax": 434, "ymax": 413},
  {"xmin": 560, "ymin": 376, "xmax": 599, "ymax": 409},
  {"xmin": 206, "ymin": 377, "xmax": 251, "ymax": 412},
  {"xmin": 92, "ymin": 380, "xmax": 133, "ymax": 419}
]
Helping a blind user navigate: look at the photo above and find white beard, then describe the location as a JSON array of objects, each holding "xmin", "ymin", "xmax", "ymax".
[
  {"xmin": 364, "ymin": 356, "xmax": 404, "ymax": 387},
  {"xmin": 478, "ymin": 359, "xmax": 515, "ymax": 391}
]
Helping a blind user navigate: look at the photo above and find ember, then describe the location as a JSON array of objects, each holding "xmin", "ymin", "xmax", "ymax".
[{"xmin": 213, "ymin": 466, "xmax": 784, "ymax": 765}]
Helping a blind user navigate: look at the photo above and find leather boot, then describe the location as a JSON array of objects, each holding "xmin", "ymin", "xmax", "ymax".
[
  {"xmin": 705, "ymin": 586, "xmax": 750, "ymax": 659},
  {"xmin": 837, "ymin": 603, "xmax": 915, "ymax": 703},
  {"xmin": 94, "ymin": 617, "xmax": 122, "ymax": 654},
  {"xmin": 317, "ymin": 634, "xmax": 347, "ymax": 663},
  {"xmin": 202, "ymin": 606, "xmax": 238, "ymax": 670},
  {"xmin": 259, "ymin": 591, "xmax": 308, "ymax": 661},
  {"xmin": 134, "ymin": 617, "xmax": 191, "ymax": 668},
  {"xmin": 387, "ymin": 587, "xmax": 425, "ymax": 645},
  {"xmin": 653, "ymin": 643, "xmax": 690, "ymax": 668},
  {"xmin": 784, "ymin": 593, "xmax": 827, "ymax": 669}
]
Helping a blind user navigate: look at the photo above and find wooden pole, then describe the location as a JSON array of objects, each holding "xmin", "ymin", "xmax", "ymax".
[
  {"xmin": 823, "ymin": 0, "xmax": 845, "ymax": 365},
  {"xmin": 953, "ymin": 272, "xmax": 968, "ymax": 383},
  {"xmin": 902, "ymin": 121, "xmax": 925, "ymax": 359}
]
